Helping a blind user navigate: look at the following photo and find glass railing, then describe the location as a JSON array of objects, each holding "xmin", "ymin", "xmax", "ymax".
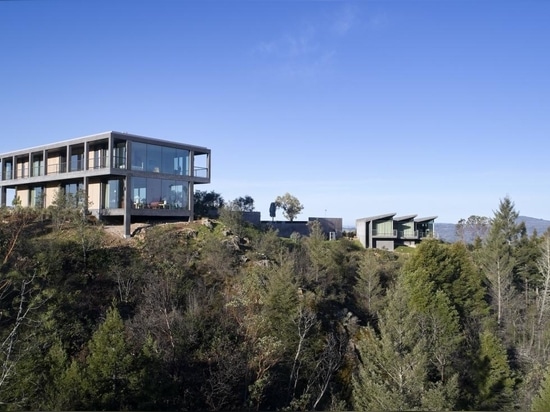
[
  {"xmin": 16, "ymin": 166, "xmax": 30, "ymax": 178},
  {"xmin": 419, "ymin": 231, "xmax": 435, "ymax": 239},
  {"xmin": 70, "ymin": 159, "xmax": 84, "ymax": 172},
  {"xmin": 194, "ymin": 166, "xmax": 209, "ymax": 178},
  {"xmin": 88, "ymin": 157, "xmax": 108, "ymax": 170},
  {"xmin": 372, "ymin": 229, "xmax": 397, "ymax": 237},
  {"xmin": 47, "ymin": 162, "xmax": 67, "ymax": 174},
  {"xmin": 398, "ymin": 230, "xmax": 419, "ymax": 238},
  {"xmin": 113, "ymin": 156, "xmax": 126, "ymax": 169},
  {"xmin": 31, "ymin": 166, "xmax": 45, "ymax": 177}
]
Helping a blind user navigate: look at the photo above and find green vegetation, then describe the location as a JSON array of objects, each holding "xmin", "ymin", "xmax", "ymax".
[
  {"xmin": 274, "ymin": 193, "xmax": 304, "ymax": 222},
  {"xmin": 1, "ymin": 195, "xmax": 550, "ymax": 410}
]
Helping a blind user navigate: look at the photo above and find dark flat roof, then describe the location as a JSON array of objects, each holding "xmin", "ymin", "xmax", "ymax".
[{"xmin": 0, "ymin": 131, "xmax": 209, "ymax": 157}]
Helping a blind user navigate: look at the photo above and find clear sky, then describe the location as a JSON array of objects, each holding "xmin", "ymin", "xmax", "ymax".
[{"xmin": 1, "ymin": 0, "xmax": 549, "ymax": 227}]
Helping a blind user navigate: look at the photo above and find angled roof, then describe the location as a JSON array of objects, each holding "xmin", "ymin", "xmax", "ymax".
[
  {"xmin": 394, "ymin": 214, "xmax": 418, "ymax": 221},
  {"xmin": 356, "ymin": 213, "xmax": 396, "ymax": 223},
  {"xmin": 415, "ymin": 216, "xmax": 438, "ymax": 223}
]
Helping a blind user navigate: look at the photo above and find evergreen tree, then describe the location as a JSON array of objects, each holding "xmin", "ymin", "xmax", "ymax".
[
  {"xmin": 473, "ymin": 331, "xmax": 516, "ymax": 410},
  {"xmin": 532, "ymin": 366, "xmax": 550, "ymax": 411},
  {"xmin": 352, "ymin": 280, "xmax": 457, "ymax": 410},
  {"xmin": 480, "ymin": 197, "xmax": 521, "ymax": 336},
  {"xmin": 404, "ymin": 239, "xmax": 487, "ymax": 324},
  {"xmin": 81, "ymin": 306, "xmax": 139, "ymax": 410}
]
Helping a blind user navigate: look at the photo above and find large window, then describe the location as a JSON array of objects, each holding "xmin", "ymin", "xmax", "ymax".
[
  {"xmin": 105, "ymin": 179, "xmax": 123, "ymax": 208},
  {"xmin": 31, "ymin": 186, "xmax": 44, "ymax": 207},
  {"xmin": 131, "ymin": 141, "xmax": 189, "ymax": 176},
  {"xmin": 3, "ymin": 160, "xmax": 13, "ymax": 180},
  {"xmin": 70, "ymin": 149, "xmax": 84, "ymax": 172},
  {"xmin": 131, "ymin": 177, "xmax": 189, "ymax": 209},
  {"xmin": 63, "ymin": 182, "xmax": 84, "ymax": 207},
  {"xmin": 113, "ymin": 142, "xmax": 126, "ymax": 169},
  {"xmin": 131, "ymin": 142, "xmax": 147, "ymax": 171},
  {"xmin": 32, "ymin": 154, "xmax": 44, "ymax": 177},
  {"xmin": 147, "ymin": 144, "xmax": 162, "ymax": 173},
  {"xmin": 132, "ymin": 177, "xmax": 147, "ymax": 207}
]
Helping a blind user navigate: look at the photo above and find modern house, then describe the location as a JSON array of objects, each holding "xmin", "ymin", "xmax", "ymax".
[
  {"xmin": 0, "ymin": 131, "xmax": 211, "ymax": 237},
  {"xmin": 356, "ymin": 213, "xmax": 437, "ymax": 250}
]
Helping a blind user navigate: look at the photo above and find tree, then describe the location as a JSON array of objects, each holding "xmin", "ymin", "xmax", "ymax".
[
  {"xmin": 456, "ymin": 215, "xmax": 490, "ymax": 244},
  {"xmin": 473, "ymin": 331, "xmax": 515, "ymax": 410},
  {"xmin": 194, "ymin": 190, "xmax": 224, "ymax": 218},
  {"xmin": 532, "ymin": 366, "xmax": 550, "ymax": 411},
  {"xmin": 231, "ymin": 195, "xmax": 255, "ymax": 212},
  {"xmin": 274, "ymin": 193, "xmax": 304, "ymax": 222},
  {"xmin": 81, "ymin": 306, "xmax": 139, "ymax": 410},
  {"xmin": 404, "ymin": 239, "xmax": 487, "ymax": 323},
  {"xmin": 479, "ymin": 197, "xmax": 521, "ymax": 333},
  {"xmin": 352, "ymin": 280, "xmax": 457, "ymax": 411},
  {"xmin": 353, "ymin": 251, "xmax": 384, "ymax": 319}
]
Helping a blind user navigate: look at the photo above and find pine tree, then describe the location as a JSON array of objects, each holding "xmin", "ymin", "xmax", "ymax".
[
  {"xmin": 532, "ymin": 366, "xmax": 550, "ymax": 411},
  {"xmin": 474, "ymin": 331, "xmax": 515, "ymax": 410},
  {"xmin": 82, "ymin": 306, "xmax": 138, "ymax": 410},
  {"xmin": 480, "ymin": 197, "xmax": 521, "ymax": 335},
  {"xmin": 352, "ymin": 280, "xmax": 457, "ymax": 410}
]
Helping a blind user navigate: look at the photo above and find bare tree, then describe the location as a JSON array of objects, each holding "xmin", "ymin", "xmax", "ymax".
[
  {"xmin": 0, "ymin": 272, "xmax": 43, "ymax": 391},
  {"xmin": 537, "ymin": 234, "xmax": 550, "ymax": 327}
]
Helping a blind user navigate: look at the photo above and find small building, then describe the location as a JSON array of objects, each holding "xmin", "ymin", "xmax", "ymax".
[
  {"xmin": 356, "ymin": 213, "xmax": 437, "ymax": 250},
  {"xmin": 260, "ymin": 217, "xmax": 343, "ymax": 239},
  {"xmin": 0, "ymin": 131, "xmax": 211, "ymax": 237}
]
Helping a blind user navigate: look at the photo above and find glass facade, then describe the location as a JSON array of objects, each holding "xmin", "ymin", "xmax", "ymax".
[
  {"xmin": 32, "ymin": 154, "xmax": 44, "ymax": 177},
  {"xmin": 113, "ymin": 143, "xmax": 126, "ymax": 169},
  {"xmin": 131, "ymin": 176, "xmax": 189, "ymax": 209},
  {"xmin": 70, "ymin": 150, "xmax": 84, "ymax": 172},
  {"xmin": 131, "ymin": 141, "xmax": 189, "ymax": 176}
]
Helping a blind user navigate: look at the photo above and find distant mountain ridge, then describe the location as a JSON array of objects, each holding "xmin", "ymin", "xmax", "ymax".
[{"xmin": 436, "ymin": 216, "xmax": 550, "ymax": 243}]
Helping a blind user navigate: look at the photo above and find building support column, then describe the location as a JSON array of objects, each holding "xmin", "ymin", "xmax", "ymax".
[
  {"xmin": 189, "ymin": 151, "xmax": 195, "ymax": 222},
  {"xmin": 123, "ymin": 175, "xmax": 131, "ymax": 238}
]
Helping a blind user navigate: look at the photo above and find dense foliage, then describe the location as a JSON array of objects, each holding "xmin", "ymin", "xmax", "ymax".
[{"xmin": 1, "ymin": 196, "xmax": 550, "ymax": 411}]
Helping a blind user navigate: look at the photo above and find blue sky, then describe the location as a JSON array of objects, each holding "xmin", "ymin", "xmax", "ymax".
[{"xmin": 1, "ymin": 0, "xmax": 549, "ymax": 226}]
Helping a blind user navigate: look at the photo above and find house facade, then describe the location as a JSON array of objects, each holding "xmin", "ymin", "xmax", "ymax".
[
  {"xmin": 0, "ymin": 131, "xmax": 211, "ymax": 237},
  {"xmin": 356, "ymin": 213, "xmax": 437, "ymax": 250}
]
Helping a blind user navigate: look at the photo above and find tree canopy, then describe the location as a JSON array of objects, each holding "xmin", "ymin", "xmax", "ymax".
[{"xmin": 274, "ymin": 193, "xmax": 304, "ymax": 222}]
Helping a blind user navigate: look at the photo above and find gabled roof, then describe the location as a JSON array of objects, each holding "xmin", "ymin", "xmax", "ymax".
[
  {"xmin": 415, "ymin": 216, "xmax": 438, "ymax": 223},
  {"xmin": 394, "ymin": 214, "xmax": 418, "ymax": 221},
  {"xmin": 356, "ymin": 213, "xmax": 396, "ymax": 223}
]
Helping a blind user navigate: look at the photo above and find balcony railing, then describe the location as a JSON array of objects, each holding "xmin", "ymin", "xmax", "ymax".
[
  {"xmin": 372, "ymin": 229, "xmax": 397, "ymax": 237},
  {"xmin": 16, "ymin": 166, "xmax": 30, "ymax": 178},
  {"xmin": 398, "ymin": 230, "xmax": 419, "ymax": 239},
  {"xmin": 194, "ymin": 166, "xmax": 209, "ymax": 178},
  {"xmin": 88, "ymin": 156, "xmax": 108, "ymax": 170},
  {"xmin": 70, "ymin": 159, "xmax": 84, "ymax": 172},
  {"xmin": 419, "ymin": 231, "xmax": 435, "ymax": 239},
  {"xmin": 48, "ymin": 162, "xmax": 67, "ymax": 174},
  {"xmin": 31, "ymin": 166, "xmax": 45, "ymax": 177}
]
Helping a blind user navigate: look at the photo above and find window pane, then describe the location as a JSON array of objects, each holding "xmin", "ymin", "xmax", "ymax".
[
  {"xmin": 131, "ymin": 142, "xmax": 147, "ymax": 171},
  {"xmin": 146, "ymin": 144, "xmax": 162, "ymax": 173},
  {"xmin": 161, "ymin": 146, "xmax": 176, "ymax": 174},
  {"xmin": 132, "ymin": 177, "xmax": 147, "ymax": 207}
]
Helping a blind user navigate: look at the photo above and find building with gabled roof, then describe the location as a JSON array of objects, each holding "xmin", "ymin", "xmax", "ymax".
[{"xmin": 356, "ymin": 213, "xmax": 437, "ymax": 250}]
